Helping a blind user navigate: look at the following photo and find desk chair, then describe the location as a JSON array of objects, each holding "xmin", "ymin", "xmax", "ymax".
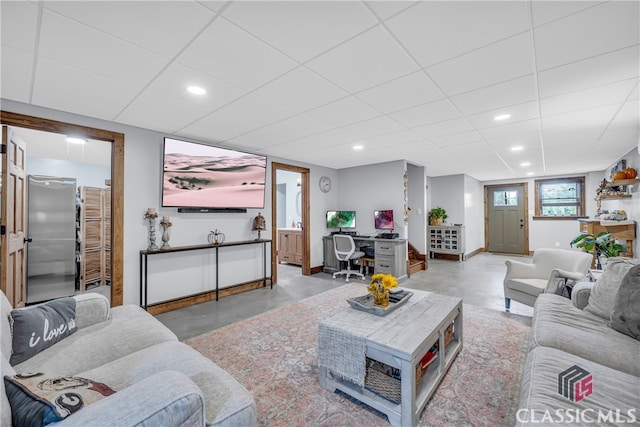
[
  {"xmin": 503, "ymin": 248, "xmax": 593, "ymax": 310},
  {"xmin": 332, "ymin": 234, "xmax": 365, "ymax": 282}
]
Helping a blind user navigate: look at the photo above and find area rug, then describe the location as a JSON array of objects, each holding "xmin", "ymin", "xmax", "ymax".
[{"xmin": 186, "ymin": 284, "xmax": 532, "ymax": 426}]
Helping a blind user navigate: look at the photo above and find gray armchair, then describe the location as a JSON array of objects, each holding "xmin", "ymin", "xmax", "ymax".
[
  {"xmin": 332, "ymin": 234, "xmax": 365, "ymax": 282},
  {"xmin": 504, "ymin": 248, "xmax": 593, "ymax": 310}
]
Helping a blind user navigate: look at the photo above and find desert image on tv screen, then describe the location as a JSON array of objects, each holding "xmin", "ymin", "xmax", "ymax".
[{"xmin": 162, "ymin": 138, "xmax": 266, "ymax": 208}]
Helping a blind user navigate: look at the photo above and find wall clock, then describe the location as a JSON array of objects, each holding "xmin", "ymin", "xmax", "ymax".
[{"xmin": 319, "ymin": 176, "xmax": 332, "ymax": 193}]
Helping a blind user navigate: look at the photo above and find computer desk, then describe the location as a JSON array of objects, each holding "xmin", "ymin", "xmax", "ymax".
[{"xmin": 322, "ymin": 235, "xmax": 408, "ymax": 281}]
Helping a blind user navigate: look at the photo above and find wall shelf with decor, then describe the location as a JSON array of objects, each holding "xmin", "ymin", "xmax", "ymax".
[{"xmin": 604, "ymin": 178, "xmax": 640, "ymax": 187}]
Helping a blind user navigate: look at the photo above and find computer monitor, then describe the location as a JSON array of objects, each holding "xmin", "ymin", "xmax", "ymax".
[
  {"xmin": 374, "ymin": 209, "xmax": 394, "ymax": 230},
  {"xmin": 326, "ymin": 210, "xmax": 356, "ymax": 230}
]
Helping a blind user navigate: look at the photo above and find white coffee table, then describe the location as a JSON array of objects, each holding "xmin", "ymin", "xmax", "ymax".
[{"xmin": 318, "ymin": 289, "xmax": 463, "ymax": 427}]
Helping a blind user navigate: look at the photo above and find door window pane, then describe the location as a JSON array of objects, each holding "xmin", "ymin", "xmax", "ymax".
[{"xmin": 494, "ymin": 191, "xmax": 518, "ymax": 206}]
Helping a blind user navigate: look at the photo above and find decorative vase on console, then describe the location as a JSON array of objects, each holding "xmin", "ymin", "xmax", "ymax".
[
  {"xmin": 160, "ymin": 216, "xmax": 172, "ymax": 249},
  {"xmin": 144, "ymin": 208, "xmax": 159, "ymax": 251}
]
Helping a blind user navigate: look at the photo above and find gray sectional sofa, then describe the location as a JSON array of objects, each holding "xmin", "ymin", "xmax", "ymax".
[
  {"xmin": 517, "ymin": 258, "xmax": 640, "ymax": 426},
  {"xmin": 1, "ymin": 291, "xmax": 257, "ymax": 426}
]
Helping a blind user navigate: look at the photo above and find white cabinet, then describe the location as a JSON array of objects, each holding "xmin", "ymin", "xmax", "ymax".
[{"xmin": 428, "ymin": 225, "xmax": 465, "ymax": 261}]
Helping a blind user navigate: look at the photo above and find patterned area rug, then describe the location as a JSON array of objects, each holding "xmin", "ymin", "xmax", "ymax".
[{"xmin": 186, "ymin": 284, "xmax": 532, "ymax": 426}]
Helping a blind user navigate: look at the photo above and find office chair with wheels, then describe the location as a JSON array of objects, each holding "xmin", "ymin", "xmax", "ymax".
[{"xmin": 332, "ymin": 234, "xmax": 365, "ymax": 282}]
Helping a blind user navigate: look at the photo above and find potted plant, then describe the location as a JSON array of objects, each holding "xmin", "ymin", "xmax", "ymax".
[
  {"xmin": 428, "ymin": 207, "xmax": 447, "ymax": 225},
  {"xmin": 570, "ymin": 231, "xmax": 626, "ymax": 269}
]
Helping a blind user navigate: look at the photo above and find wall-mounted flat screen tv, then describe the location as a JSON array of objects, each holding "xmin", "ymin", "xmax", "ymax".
[
  {"xmin": 162, "ymin": 137, "xmax": 267, "ymax": 209},
  {"xmin": 374, "ymin": 209, "xmax": 394, "ymax": 230},
  {"xmin": 326, "ymin": 210, "xmax": 356, "ymax": 229}
]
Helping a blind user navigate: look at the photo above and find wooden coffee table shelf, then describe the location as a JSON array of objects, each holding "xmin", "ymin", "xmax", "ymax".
[{"xmin": 318, "ymin": 290, "xmax": 463, "ymax": 427}]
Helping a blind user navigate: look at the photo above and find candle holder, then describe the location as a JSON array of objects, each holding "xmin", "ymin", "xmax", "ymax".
[
  {"xmin": 160, "ymin": 216, "xmax": 172, "ymax": 249},
  {"xmin": 144, "ymin": 208, "xmax": 159, "ymax": 250}
]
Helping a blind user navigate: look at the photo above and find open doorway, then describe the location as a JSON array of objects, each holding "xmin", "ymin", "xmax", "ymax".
[
  {"xmin": 1, "ymin": 111, "xmax": 124, "ymax": 307},
  {"xmin": 271, "ymin": 162, "xmax": 310, "ymax": 284}
]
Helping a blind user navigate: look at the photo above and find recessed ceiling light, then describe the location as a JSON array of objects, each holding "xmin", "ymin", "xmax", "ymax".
[
  {"xmin": 526, "ymin": 172, "xmax": 535, "ymax": 176},
  {"xmin": 494, "ymin": 114, "xmax": 511, "ymax": 121},
  {"xmin": 187, "ymin": 86, "xmax": 206, "ymax": 95},
  {"xmin": 510, "ymin": 146, "xmax": 524, "ymax": 151},
  {"xmin": 520, "ymin": 162, "xmax": 531, "ymax": 167},
  {"xmin": 353, "ymin": 145, "xmax": 364, "ymax": 150},
  {"xmin": 66, "ymin": 136, "xmax": 86, "ymax": 144}
]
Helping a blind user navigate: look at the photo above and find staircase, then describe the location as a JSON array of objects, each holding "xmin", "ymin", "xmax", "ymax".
[{"xmin": 408, "ymin": 241, "xmax": 427, "ymax": 276}]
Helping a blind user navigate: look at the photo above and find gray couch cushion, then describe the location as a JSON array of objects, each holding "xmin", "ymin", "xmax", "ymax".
[
  {"xmin": 13, "ymin": 305, "xmax": 177, "ymax": 375},
  {"xmin": 585, "ymin": 257, "xmax": 639, "ymax": 320},
  {"xmin": 77, "ymin": 341, "xmax": 257, "ymax": 427},
  {"xmin": 517, "ymin": 347, "xmax": 640, "ymax": 427},
  {"xmin": 609, "ymin": 264, "xmax": 640, "ymax": 340},
  {"xmin": 531, "ymin": 294, "xmax": 640, "ymax": 376}
]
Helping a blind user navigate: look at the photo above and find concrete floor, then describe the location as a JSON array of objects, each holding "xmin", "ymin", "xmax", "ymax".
[{"xmin": 156, "ymin": 252, "xmax": 534, "ymax": 341}]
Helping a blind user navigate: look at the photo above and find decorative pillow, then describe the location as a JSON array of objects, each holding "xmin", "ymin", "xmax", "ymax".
[
  {"xmin": 9, "ymin": 298, "xmax": 77, "ymax": 365},
  {"xmin": 584, "ymin": 258, "xmax": 640, "ymax": 320},
  {"xmin": 609, "ymin": 264, "xmax": 640, "ymax": 340},
  {"xmin": 4, "ymin": 372, "xmax": 115, "ymax": 426}
]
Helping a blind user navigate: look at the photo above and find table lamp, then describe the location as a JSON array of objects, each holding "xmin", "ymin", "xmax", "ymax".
[{"xmin": 252, "ymin": 212, "xmax": 266, "ymax": 240}]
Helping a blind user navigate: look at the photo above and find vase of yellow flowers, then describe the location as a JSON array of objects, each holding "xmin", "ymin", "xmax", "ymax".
[{"xmin": 368, "ymin": 273, "xmax": 398, "ymax": 306}]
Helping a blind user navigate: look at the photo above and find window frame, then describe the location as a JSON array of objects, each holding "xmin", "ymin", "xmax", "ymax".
[{"xmin": 534, "ymin": 176, "xmax": 587, "ymax": 220}]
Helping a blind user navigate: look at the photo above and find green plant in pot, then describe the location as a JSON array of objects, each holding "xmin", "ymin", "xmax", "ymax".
[
  {"xmin": 570, "ymin": 231, "xmax": 626, "ymax": 269},
  {"xmin": 428, "ymin": 207, "xmax": 447, "ymax": 226}
]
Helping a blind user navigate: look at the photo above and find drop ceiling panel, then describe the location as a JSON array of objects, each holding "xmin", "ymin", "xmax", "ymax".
[
  {"xmin": 541, "ymin": 104, "xmax": 620, "ymax": 148},
  {"xmin": 390, "ymin": 99, "xmax": 461, "ymax": 128},
  {"xmin": 534, "ymin": 1, "xmax": 640, "ymax": 70},
  {"xmin": 479, "ymin": 119, "xmax": 542, "ymax": 145},
  {"xmin": 386, "ymin": 1, "xmax": 530, "ymax": 68},
  {"xmin": 357, "ymin": 71, "xmax": 443, "ymax": 114},
  {"xmin": 117, "ymin": 91, "xmax": 213, "ymax": 134},
  {"xmin": 426, "ymin": 33, "xmax": 533, "ymax": 96},
  {"xmin": 466, "ymin": 101, "xmax": 539, "ymax": 130},
  {"xmin": 0, "ymin": 48, "xmax": 33, "ymax": 102},
  {"xmin": 38, "ymin": 10, "xmax": 169, "ymax": 87},
  {"xmin": 266, "ymin": 128, "xmax": 361, "ymax": 157},
  {"xmin": 144, "ymin": 63, "xmax": 247, "ymax": 111},
  {"xmin": 537, "ymin": 47, "xmax": 640, "ymax": 98},
  {"xmin": 254, "ymin": 67, "xmax": 348, "ymax": 113},
  {"xmin": 366, "ymin": 129, "xmax": 424, "ymax": 146},
  {"xmin": 33, "ymin": 58, "xmax": 139, "ymax": 121},
  {"xmin": 450, "ymin": 74, "xmax": 537, "ymax": 116},
  {"xmin": 531, "ymin": 1, "xmax": 600, "ymax": 27},
  {"xmin": 222, "ymin": 1, "xmax": 378, "ymax": 63},
  {"xmin": 1, "ymin": 1, "xmax": 38, "ymax": 53},
  {"xmin": 342, "ymin": 116, "xmax": 405, "ymax": 139},
  {"xmin": 366, "ymin": 1, "xmax": 418, "ymax": 21},
  {"xmin": 430, "ymin": 130, "xmax": 484, "ymax": 148},
  {"xmin": 179, "ymin": 94, "xmax": 296, "ymax": 142},
  {"xmin": 306, "ymin": 96, "xmax": 381, "ymax": 127},
  {"xmin": 176, "ymin": 18, "xmax": 297, "ymax": 91},
  {"xmin": 43, "ymin": 1, "xmax": 215, "ymax": 58},
  {"xmin": 227, "ymin": 114, "xmax": 333, "ymax": 148},
  {"xmin": 540, "ymin": 80, "xmax": 638, "ymax": 118},
  {"xmin": 414, "ymin": 118, "xmax": 475, "ymax": 139},
  {"xmin": 306, "ymin": 26, "xmax": 419, "ymax": 93}
]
